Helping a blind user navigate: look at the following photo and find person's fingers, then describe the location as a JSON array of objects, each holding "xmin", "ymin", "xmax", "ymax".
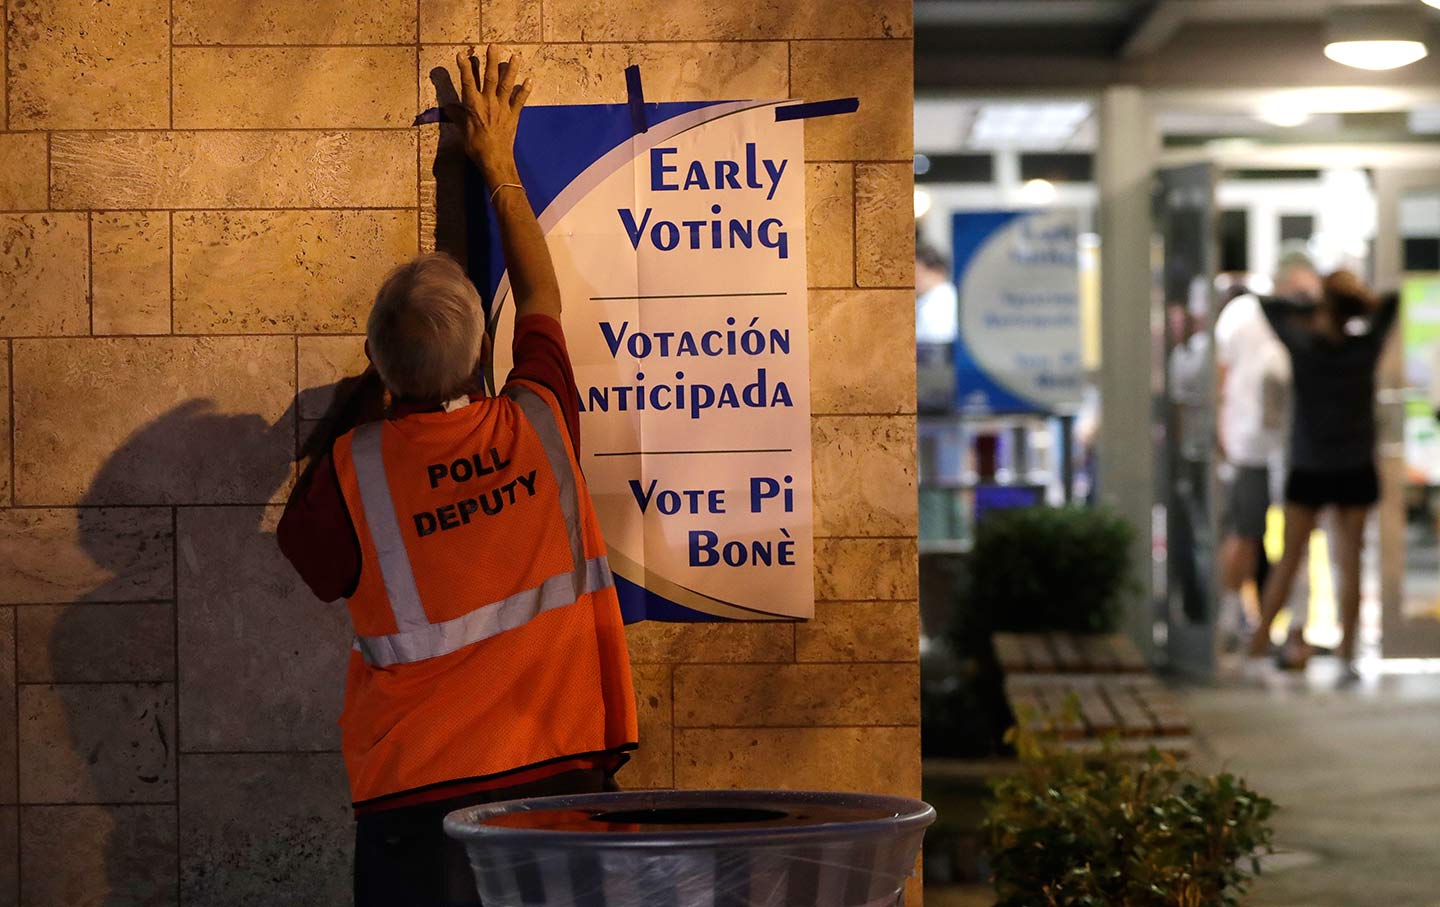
[
  {"xmin": 512, "ymin": 78, "xmax": 533, "ymax": 110},
  {"xmin": 454, "ymin": 49, "xmax": 477, "ymax": 100},
  {"xmin": 496, "ymin": 60, "xmax": 510, "ymax": 95},
  {"xmin": 483, "ymin": 44, "xmax": 501, "ymax": 95},
  {"xmin": 497, "ymin": 54, "xmax": 518, "ymax": 96}
]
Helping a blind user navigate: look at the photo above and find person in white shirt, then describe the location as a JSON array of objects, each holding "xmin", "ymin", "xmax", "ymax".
[
  {"xmin": 1215, "ymin": 254, "xmax": 1321, "ymax": 663},
  {"xmin": 916, "ymin": 244, "xmax": 959, "ymax": 345}
]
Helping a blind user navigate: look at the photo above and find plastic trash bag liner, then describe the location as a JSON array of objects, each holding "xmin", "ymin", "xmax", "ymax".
[{"xmin": 444, "ymin": 789, "xmax": 935, "ymax": 907}]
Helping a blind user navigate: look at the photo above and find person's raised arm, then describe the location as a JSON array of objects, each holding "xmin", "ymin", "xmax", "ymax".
[
  {"xmin": 1370, "ymin": 290, "xmax": 1401, "ymax": 340},
  {"xmin": 445, "ymin": 46, "xmax": 561, "ymax": 322}
]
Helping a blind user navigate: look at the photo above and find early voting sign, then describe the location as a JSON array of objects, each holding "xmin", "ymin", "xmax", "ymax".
[
  {"xmin": 952, "ymin": 210, "xmax": 1083, "ymax": 414},
  {"xmin": 485, "ymin": 100, "xmax": 814, "ymax": 623}
]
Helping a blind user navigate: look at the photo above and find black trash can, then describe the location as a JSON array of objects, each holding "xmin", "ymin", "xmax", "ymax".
[{"xmin": 444, "ymin": 789, "xmax": 935, "ymax": 906}]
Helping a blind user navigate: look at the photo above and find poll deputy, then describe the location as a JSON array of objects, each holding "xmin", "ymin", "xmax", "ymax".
[{"xmin": 278, "ymin": 47, "xmax": 637, "ymax": 907}]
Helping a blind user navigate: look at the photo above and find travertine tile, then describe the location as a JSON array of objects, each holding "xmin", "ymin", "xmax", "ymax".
[
  {"xmin": 18, "ymin": 604, "xmax": 174, "ymax": 683},
  {"xmin": 0, "ymin": 134, "xmax": 47, "ymax": 209},
  {"xmin": 815, "ymin": 537, "xmax": 917, "ymax": 600},
  {"xmin": 621, "ymin": 664, "xmax": 672, "ymax": 789},
  {"xmin": 675, "ymin": 727, "xmax": 921, "ymax": 795},
  {"xmin": 298, "ymin": 336, "xmax": 369, "ymax": 420},
  {"xmin": 810, "ymin": 290, "xmax": 915, "ymax": 414},
  {"xmin": 0, "ymin": 214, "xmax": 89, "ymax": 335},
  {"xmin": 675, "ymin": 663, "xmax": 918, "ymax": 727},
  {"xmin": 806, "ymin": 163, "xmax": 853, "ymax": 289},
  {"xmin": 173, "ymin": 211, "xmax": 417, "ymax": 333},
  {"xmin": 19, "ymin": 683, "xmax": 175, "ymax": 803},
  {"xmin": 0, "ymin": 611, "xmax": 13, "ymax": 803},
  {"xmin": 420, "ymin": 42, "xmax": 788, "ymax": 108},
  {"xmin": 51, "ymin": 131, "xmax": 417, "ymax": 210},
  {"xmin": 812, "ymin": 416, "xmax": 917, "ymax": 537},
  {"xmin": 179, "ymin": 754, "xmax": 351, "ymax": 907},
  {"xmin": 416, "ymin": 122, "xmax": 474, "ymax": 263},
  {"xmin": 424, "ymin": 0, "xmax": 479, "ymax": 42},
  {"xmin": 856, "ymin": 163, "xmax": 914, "ymax": 287},
  {"xmin": 21, "ymin": 805, "xmax": 176, "ymax": 907},
  {"xmin": 92, "ymin": 212, "xmax": 172, "ymax": 335},
  {"xmin": 174, "ymin": 0, "xmax": 413, "ymax": 43},
  {"xmin": 0, "ymin": 346, "xmax": 9, "ymax": 506},
  {"xmin": 625, "ymin": 621, "xmax": 793, "ymax": 664},
  {"xmin": 175, "ymin": 47, "xmax": 416, "ymax": 129},
  {"xmin": 6, "ymin": 0, "xmax": 169, "ymax": 129},
  {"xmin": 790, "ymin": 40, "xmax": 913, "ymax": 161},
  {"xmin": 0, "ymin": 807, "xmax": 15, "ymax": 905},
  {"xmin": 542, "ymin": 0, "xmax": 911, "ymax": 40},
  {"xmin": 795, "ymin": 601, "xmax": 919, "ymax": 663},
  {"xmin": 482, "ymin": 0, "xmax": 541, "ymax": 42},
  {"xmin": 178, "ymin": 507, "xmax": 351, "ymax": 751},
  {"xmin": 419, "ymin": 178, "xmax": 439, "ymax": 255},
  {"xmin": 12, "ymin": 337, "xmax": 296, "ymax": 505},
  {"xmin": 0, "ymin": 508, "xmax": 173, "ymax": 604}
]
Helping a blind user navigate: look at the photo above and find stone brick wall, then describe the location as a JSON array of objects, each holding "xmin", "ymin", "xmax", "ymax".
[{"xmin": 0, "ymin": 0, "xmax": 915, "ymax": 903}]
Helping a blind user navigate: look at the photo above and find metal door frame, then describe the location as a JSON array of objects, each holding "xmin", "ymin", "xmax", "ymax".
[
  {"xmin": 1375, "ymin": 166, "xmax": 1440, "ymax": 658},
  {"xmin": 1153, "ymin": 162, "xmax": 1221, "ymax": 680}
]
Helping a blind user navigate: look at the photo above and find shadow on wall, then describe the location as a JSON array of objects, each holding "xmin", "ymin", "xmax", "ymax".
[
  {"xmin": 48, "ymin": 397, "xmax": 354, "ymax": 907},
  {"xmin": 429, "ymin": 63, "xmax": 491, "ymax": 277},
  {"xmin": 38, "ymin": 95, "xmax": 474, "ymax": 906}
]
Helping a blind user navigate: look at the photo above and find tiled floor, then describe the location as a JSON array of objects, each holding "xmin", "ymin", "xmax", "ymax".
[{"xmin": 1185, "ymin": 662, "xmax": 1440, "ymax": 907}]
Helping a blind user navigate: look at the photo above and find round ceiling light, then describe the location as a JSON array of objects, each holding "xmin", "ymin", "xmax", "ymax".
[
  {"xmin": 1258, "ymin": 107, "xmax": 1312, "ymax": 128},
  {"xmin": 1324, "ymin": 39, "xmax": 1429, "ymax": 69},
  {"xmin": 1325, "ymin": 5, "xmax": 1430, "ymax": 70},
  {"xmin": 914, "ymin": 188, "xmax": 932, "ymax": 219},
  {"xmin": 1020, "ymin": 179, "xmax": 1057, "ymax": 206}
]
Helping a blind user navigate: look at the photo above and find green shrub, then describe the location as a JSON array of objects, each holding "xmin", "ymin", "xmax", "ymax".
[
  {"xmin": 962, "ymin": 506, "xmax": 1136, "ymax": 637},
  {"xmin": 984, "ymin": 722, "xmax": 1275, "ymax": 907}
]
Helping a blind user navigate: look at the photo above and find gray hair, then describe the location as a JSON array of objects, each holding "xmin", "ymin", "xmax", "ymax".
[
  {"xmin": 1275, "ymin": 249, "xmax": 1317, "ymax": 285},
  {"xmin": 367, "ymin": 253, "xmax": 485, "ymax": 400}
]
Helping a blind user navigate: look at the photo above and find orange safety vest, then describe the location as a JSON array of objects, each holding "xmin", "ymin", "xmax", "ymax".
[{"xmin": 331, "ymin": 380, "xmax": 637, "ymax": 805}]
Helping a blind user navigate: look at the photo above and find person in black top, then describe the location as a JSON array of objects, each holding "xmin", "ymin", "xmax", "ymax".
[{"xmin": 1248, "ymin": 271, "xmax": 1400, "ymax": 684}]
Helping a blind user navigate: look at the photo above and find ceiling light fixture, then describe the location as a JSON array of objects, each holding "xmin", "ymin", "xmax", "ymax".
[
  {"xmin": 1258, "ymin": 107, "xmax": 1312, "ymax": 128},
  {"xmin": 914, "ymin": 188, "xmax": 932, "ymax": 220},
  {"xmin": 1020, "ymin": 179, "xmax": 1057, "ymax": 206},
  {"xmin": 1324, "ymin": 4, "xmax": 1429, "ymax": 70}
]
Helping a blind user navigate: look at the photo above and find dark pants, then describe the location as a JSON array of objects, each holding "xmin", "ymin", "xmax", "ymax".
[{"xmin": 354, "ymin": 768, "xmax": 614, "ymax": 907}]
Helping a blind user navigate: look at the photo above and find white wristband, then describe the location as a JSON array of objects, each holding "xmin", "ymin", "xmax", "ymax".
[{"xmin": 489, "ymin": 182, "xmax": 524, "ymax": 205}]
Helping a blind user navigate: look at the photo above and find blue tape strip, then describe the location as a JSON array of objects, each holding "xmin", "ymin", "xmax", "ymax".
[
  {"xmin": 625, "ymin": 65, "xmax": 648, "ymax": 135},
  {"xmin": 774, "ymin": 97, "xmax": 860, "ymax": 122},
  {"xmin": 413, "ymin": 107, "xmax": 450, "ymax": 126}
]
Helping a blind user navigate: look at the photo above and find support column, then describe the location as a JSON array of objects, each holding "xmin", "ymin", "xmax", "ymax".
[{"xmin": 1097, "ymin": 86, "xmax": 1157, "ymax": 660}]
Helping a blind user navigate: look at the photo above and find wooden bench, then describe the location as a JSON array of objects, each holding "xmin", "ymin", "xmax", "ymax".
[
  {"xmin": 993, "ymin": 631, "xmax": 1148, "ymax": 675},
  {"xmin": 995, "ymin": 632, "xmax": 1192, "ymax": 757}
]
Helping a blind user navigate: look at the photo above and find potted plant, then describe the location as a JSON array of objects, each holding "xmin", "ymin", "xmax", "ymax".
[
  {"xmin": 984, "ymin": 722, "xmax": 1275, "ymax": 907},
  {"xmin": 962, "ymin": 505, "xmax": 1137, "ymax": 638}
]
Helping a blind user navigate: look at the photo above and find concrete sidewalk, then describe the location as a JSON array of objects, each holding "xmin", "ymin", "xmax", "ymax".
[{"xmin": 1185, "ymin": 665, "xmax": 1440, "ymax": 907}]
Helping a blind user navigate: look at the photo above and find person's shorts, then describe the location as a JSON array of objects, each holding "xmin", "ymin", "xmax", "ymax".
[
  {"xmin": 1285, "ymin": 464, "xmax": 1379, "ymax": 509},
  {"xmin": 1225, "ymin": 465, "xmax": 1271, "ymax": 540}
]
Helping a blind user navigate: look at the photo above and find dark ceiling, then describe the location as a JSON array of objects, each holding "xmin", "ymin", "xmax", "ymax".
[{"xmin": 914, "ymin": 0, "xmax": 1440, "ymax": 92}]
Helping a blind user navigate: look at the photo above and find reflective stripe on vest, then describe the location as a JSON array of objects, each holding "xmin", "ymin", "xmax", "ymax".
[{"xmin": 348, "ymin": 387, "xmax": 610, "ymax": 668}]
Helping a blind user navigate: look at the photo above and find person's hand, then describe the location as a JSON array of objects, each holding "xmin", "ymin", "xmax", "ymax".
[{"xmin": 444, "ymin": 45, "xmax": 533, "ymax": 188}]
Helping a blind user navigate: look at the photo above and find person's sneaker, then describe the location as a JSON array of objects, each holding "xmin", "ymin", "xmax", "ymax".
[
  {"xmin": 1335, "ymin": 660, "xmax": 1362, "ymax": 689},
  {"xmin": 1242, "ymin": 656, "xmax": 1276, "ymax": 685},
  {"xmin": 1278, "ymin": 636, "xmax": 1312, "ymax": 671}
]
